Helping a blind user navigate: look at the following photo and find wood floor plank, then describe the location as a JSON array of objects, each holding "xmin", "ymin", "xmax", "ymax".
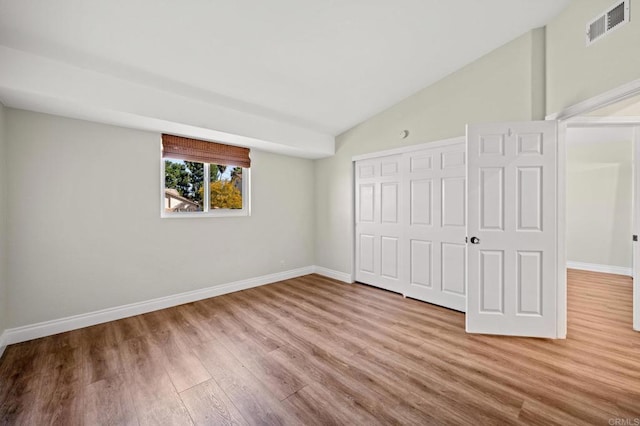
[
  {"xmin": 83, "ymin": 343, "xmax": 124, "ymax": 385},
  {"xmin": 206, "ymin": 304, "xmax": 303, "ymax": 402},
  {"xmin": 118, "ymin": 335, "xmax": 166, "ymax": 375},
  {"xmin": 357, "ymin": 344, "xmax": 523, "ymax": 424},
  {"xmin": 266, "ymin": 339, "xmax": 409, "ymax": 424},
  {"xmin": 224, "ymin": 291, "xmax": 280, "ymax": 325},
  {"xmin": 84, "ymin": 374, "xmax": 138, "ymax": 426},
  {"xmin": 80, "ymin": 322, "xmax": 120, "ymax": 350},
  {"xmin": 282, "ymin": 383, "xmax": 383, "ymax": 426},
  {"xmin": 233, "ymin": 346, "xmax": 307, "ymax": 401},
  {"xmin": 193, "ymin": 339, "xmax": 298, "ymax": 425},
  {"xmin": 270, "ymin": 315, "xmax": 367, "ymax": 358},
  {"xmin": 124, "ymin": 366, "xmax": 194, "ymax": 426},
  {"xmin": 111, "ymin": 315, "xmax": 149, "ymax": 343},
  {"xmin": 118, "ymin": 334, "xmax": 194, "ymax": 424},
  {"xmin": 416, "ymin": 331, "xmax": 631, "ymax": 422},
  {"xmin": 179, "ymin": 379, "xmax": 248, "ymax": 426},
  {"xmin": 0, "ymin": 372, "xmax": 43, "ymax": 425},
  {"xmin": 0, "ymin": 339, "xmax": 48, "ymax": 381},
  {"xmin": 0, "ymin": 269, "xmax": 639, "ymax": 425},
  {"xmin": 35, "ymin": 347, "xmax": 85, "ymax": 426},
  {"xmin": 226, "ymin": 289, "xmax": 295, "ymax": 323},
  {"xmin": 517, "ymin": 397, "xmax": 596, "ymax": 426},
  {"xmin": 166, "ymin": 305, "xmax": 216, "ymax": 347},
  {"xmin": 150, "ymin": 327, "xmax": 211, "ymax": 393},
  {"xmin": 137, "ymin": 310, "xmax": 173, "ymax": 336},
  {"xmin": 268, "ymin": 280, "xmax": 427, "ymax": 352},
  {"xmin": 40, "ymin": 329, "xmax": 84, "ymax": 353},
  {"xmin": 208, "ymin": 308, "xmax": 285, "ymax": 356}
]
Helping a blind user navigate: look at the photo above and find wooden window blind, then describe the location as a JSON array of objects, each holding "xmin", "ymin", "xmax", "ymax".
[{"xmin": 162, "ymin": 134, "xmax": 251, "ymax": 167}]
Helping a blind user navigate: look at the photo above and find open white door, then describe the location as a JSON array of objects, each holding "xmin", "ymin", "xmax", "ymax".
[
  {"xmin": 634, "ymin": 126, "xmax": 640, "ymax": 332},
  {"xmin": 466, "ymin": 121, "xmax": 559, "ymax": 338}
]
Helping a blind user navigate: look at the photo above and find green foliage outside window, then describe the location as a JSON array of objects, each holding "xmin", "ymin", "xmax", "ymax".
[{"xmin": 165, "ymin": 160, "xmax": 242, "ymax": 209}]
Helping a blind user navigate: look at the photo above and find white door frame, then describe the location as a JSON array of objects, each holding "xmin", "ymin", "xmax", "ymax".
[
  {"xmin": 547, "ymin": 77, "xmax": 640, "ymax": 337},
  {"xmin": 634, "ymin": 126, "xmax": 640, "ymax": 332},
  {"xmin": 352, "ymin": 136, "xmax": 465, "ymax": 162}
]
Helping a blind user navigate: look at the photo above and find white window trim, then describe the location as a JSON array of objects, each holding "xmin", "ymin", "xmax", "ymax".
[{"xmin": 160, "ymin": 159, "xmax": 251, "ymax": 219}]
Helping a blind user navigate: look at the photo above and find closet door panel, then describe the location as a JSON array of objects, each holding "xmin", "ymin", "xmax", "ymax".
[
  {"xmin": 403, "ymin": 141, "xmax": 467, "ymax": 312},
  {"xmin": 355, "ymin": 155, "xmax": 404, "ymax": 293}
]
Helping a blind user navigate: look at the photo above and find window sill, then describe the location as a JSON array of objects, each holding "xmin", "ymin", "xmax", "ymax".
[{"xmin": 161, "ymin": 209, "xmax": 250, "ymax": 219}]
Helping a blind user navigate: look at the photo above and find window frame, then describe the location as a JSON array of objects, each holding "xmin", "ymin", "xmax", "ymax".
[{"xmin": 160, "ymin": 159, "xmax": 251, "ymax": 219}]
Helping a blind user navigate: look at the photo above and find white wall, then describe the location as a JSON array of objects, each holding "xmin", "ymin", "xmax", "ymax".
[
  {"xmin": 567, "ymin": 139, "xmax": 632, "ymax": 268},
  {"xmin": 315, "ymin": 30, "xmax": 544, "ymax": 275},
  {"xmin": 0, "ymin": 103, "xmax": 7, "ymax": 336},
  {"xmin": 5, "ymin": 109, "xmax": 315, "ymax": 328}
]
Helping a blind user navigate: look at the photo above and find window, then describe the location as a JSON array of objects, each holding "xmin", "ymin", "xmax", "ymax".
[{"xmin": 161, "ymin": 134, "xmax": 250, "ymax": 217}]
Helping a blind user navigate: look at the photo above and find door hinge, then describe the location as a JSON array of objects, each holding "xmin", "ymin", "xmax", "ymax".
[
  {"xmin": 633, "ymin": 235, "xmax": 638, "ymax": 242},
  {"xmin": 465, "ymin": 236, "xmax": 468, "ymax": 243}
]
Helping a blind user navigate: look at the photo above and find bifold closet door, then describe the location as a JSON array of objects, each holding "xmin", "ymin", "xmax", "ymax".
[
  {"xmin": 354, "ymin": 140, "xmax": 467, "ymax": 311},
  {"xmin": 403, "ymin": 142, "xmax": 467, "ymax": 311},
  {"xmin": 355, "ymin": 155, "xmax": 404, "ymax": 294}
]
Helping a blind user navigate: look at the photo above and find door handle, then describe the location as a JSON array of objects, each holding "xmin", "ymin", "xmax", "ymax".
[{"xmin": 470, "ymin": 236, "xmax": 480, "ymax": 244}]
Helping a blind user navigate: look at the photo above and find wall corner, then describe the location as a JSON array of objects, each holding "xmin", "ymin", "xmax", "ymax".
[
  {"xmin": 0, "ymin": 102, "xmax": 8, "ymax": 341},
  {"xmin": 531, "ymin": 26, "xmax": 547, "ymax": 120}
]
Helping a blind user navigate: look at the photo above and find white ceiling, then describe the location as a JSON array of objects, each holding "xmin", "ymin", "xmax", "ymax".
[{"xmin": 0, "ymin": 0, "xmax": 570, "ymax": 157}]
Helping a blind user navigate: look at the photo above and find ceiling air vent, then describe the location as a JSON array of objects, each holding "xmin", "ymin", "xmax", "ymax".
[{"xmin": 586, "ymin": 0, "xmax": 630, "ymax": 46}]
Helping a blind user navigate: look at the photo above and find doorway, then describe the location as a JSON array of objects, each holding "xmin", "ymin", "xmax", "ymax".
[
  {"xmin": 566, "ymin": 126, "xmax": 634, "ymax": 276},
  {"xmin": 565, "ymin": 124, "xmax": 637, "ymax": 334},
  {"xmin": 559, "ymin": 90, "xmax": 640, "ymax": 333}
]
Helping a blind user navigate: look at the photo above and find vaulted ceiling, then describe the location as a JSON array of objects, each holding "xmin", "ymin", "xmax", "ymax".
[{"xmin": 0, "ymin": 0, "xmax": 570, "ymax": 157}]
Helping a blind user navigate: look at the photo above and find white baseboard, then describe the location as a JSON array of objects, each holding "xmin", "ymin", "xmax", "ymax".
[
  {"xmin": 312, "ymin": 266, "xmax": 354, "ymax": 284},
  {"xmin": 567, "ymin": 261, "xmax": 632, "ymax": 277},
  {"xmin": 2, "ymin": 266, "xmax": 314, "ymax": 346},
  {"xmin": 0, "ymin": 331, "xmax": 6, "ymax": 358}
]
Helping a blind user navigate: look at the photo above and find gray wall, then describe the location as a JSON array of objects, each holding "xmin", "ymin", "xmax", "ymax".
[
  {"xmin": 315, "ymin": 30, "xmax": 544, "ymax": 275},
  {"xmin": 546, "ymin": 0, "xmax": 640, "ymax": 114},
  {"xmin": 567, "ymin": 140, "xmax": 632, "ymax": 268},
  {"xmin": 0, "ymin": 103, "xmax": 7, "ymax": 335},
  {"xmin": 5, "ymin": 109, "xmax": 315, "ymax": 327}
]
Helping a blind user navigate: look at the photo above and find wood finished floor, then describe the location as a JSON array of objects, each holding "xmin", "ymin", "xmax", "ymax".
[{"xmin": 0, "ymin": 270, "xmax": 639, "ymax": 425}]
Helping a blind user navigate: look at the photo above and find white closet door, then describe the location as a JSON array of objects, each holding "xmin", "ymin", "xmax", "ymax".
[
  {"xmin": 403, "ymin": 141, "xmax": 467, "ymax": 311},
  {"xmin": 355, "ymin": 155, "xmax": 404, "ymax": 293},
  {"xmin": 466, "ymin": 121, "xmax": 558, "ymax": 338}
]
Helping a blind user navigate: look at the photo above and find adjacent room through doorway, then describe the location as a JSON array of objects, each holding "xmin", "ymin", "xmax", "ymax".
[{"xmin": 564, "ymin": 92, "xmax": 640, "ymax": 333}]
